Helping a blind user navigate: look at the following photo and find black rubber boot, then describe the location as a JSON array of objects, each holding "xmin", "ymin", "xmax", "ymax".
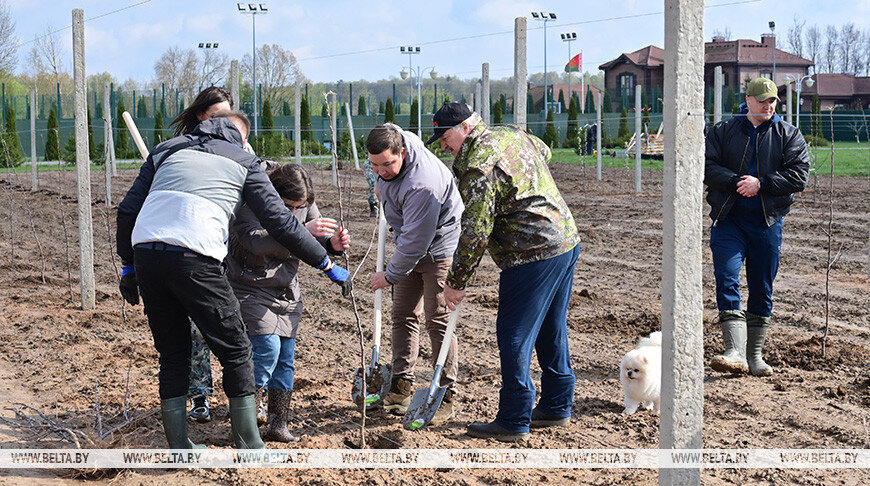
[
  {"xmin": 188, "ymin": 394, "xmax": 211, "ymax": 423},
  {"xmin": 746, "ymin": 313, "xmax": 773, "ymax": 376},
  {"xmin": 710, "ymin": 310, "xmax": 749, "ymax": 374},
  {"xmin": 228, "ymin": 395, "xmax": 266, "ymax": 449},
  {"xmin": 263, "ymin": 389, "xmax": 299, "ymax": 443},
  {"xmin": 161, "ymin": 396, "xmax": 206, "ymax": 449},
  {"xmin": 368, "ymin": 201, "xmax": 378, "ymax": 218}
]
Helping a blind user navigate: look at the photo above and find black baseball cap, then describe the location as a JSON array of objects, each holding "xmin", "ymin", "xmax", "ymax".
[{"xmin": 426, "ymin": 102, "xmax": 473, "ymax": 145}]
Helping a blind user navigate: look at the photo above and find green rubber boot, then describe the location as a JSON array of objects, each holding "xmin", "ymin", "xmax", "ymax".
[
  {"xmin": 160, "ymin": 396, "xmax": 206, "ymax": 449},
  {"xmin": 229, "ymin": 395, "xmax": 266, "ymax": 449},
  {"xmin": 746, "ymin": 313, "xmax": 773, "ymax": 376},
  {"xmin": 710, "ymin": 310, "xmax": 749, "ymax": 374}
]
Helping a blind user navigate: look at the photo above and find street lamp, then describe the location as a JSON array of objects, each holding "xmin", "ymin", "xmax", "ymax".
[
  {"xmin": 238, "ymin": 3, "xmax": 268, "ymax": 136},
  {"xmin": 783, "ymin": 74, "xmax": 814, "ymax": 130},
  {"xmin": 561, "ymin": 32, "xmax": 577, "ymax": 113},
  {"xmin": 769, "ymin": 20, "xmax": 776, "ymax": 85},
  {"xmin": 197, "ymin": 42, "xmax": 219, "ymax": 89},
  {"xmin": 399, "ymin": 52, "xmax": 435, "ymax": 138},
  {"xmin": 400, "ymin": 46, "xmax": 420, "ymax": 109},
  {"xmin": 531, "ymin": 11, "xmax": 557, "ymax": 114}
]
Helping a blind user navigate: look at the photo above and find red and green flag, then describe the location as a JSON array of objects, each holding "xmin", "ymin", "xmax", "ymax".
[{"xmin": 565, "ymin": 53, "xmax": 582, "ymax": 73}]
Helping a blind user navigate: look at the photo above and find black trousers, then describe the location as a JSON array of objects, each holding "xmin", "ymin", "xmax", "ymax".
[{"xmin": 134, "ymin": 247, "xmax": 255, "ymax": 399}]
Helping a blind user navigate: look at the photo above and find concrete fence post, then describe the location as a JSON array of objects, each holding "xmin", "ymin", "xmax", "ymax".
[
  {"xmin": 73, "ymin": 9, "xmax": 95, "ymax": 311},
  {"xmin": 345, "ymin": 102, "xmax": 360, "ymax": 170},
  {"xmin": 30, "ymin": 91, "xmax": 37, "ymax": 191},
  {"xmin": 514, "ymin": 17, "xmax": 527, "ymax": 129},
  {"xmin": 103, "ymin": 82, "xmax": 114, "ymax": 207},
  {"xmin": 596, "ymin": 91, "xmax": 602, "ymax": 181},
  {"xmin": 231, "ymin": 60, "xmax": 240, "ymax": 112},
  {"xmin": 294, "ymin": 79, "xmax": 301, "ymax": 164},
  {"xmin": 660, "ymin": 0, "xmax": 705, "ymax": 484},
  {"xmin": 474, "ymin": 83, "xmax": 482, "ymax": 114},
  {"xmin": 635, "ymin": 84, "xmax": 642, "ymax": 193},
  {"xmin": 714, "ymin": 65, "xmax": 723, "ymax": 125},
  {"xmin": 481, "ymin": 63, "xmax": 490, "ymax": 124}
]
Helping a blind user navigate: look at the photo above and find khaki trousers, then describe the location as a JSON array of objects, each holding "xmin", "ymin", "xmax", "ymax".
[{"xmin": 391, "ymin": 258, "xmax": 458, "ymax": 389}]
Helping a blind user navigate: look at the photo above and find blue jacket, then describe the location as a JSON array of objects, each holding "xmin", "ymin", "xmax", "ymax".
[
  {"xmin": 116, "ymin": 118, "xmax": 328, "ymax": 269},
  {"xmin": 704, "ymin": 104, "xmax": 810, "ymax": 227}
]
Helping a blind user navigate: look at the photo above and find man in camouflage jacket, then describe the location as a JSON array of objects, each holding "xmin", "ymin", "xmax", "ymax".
[{"xmin": 429, "ymin": 103, "xmax": 581, "ymax": 442}]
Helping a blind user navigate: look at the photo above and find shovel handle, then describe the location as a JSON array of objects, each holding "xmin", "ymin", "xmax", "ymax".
[
  {"xmin": 122, "ymin": 111, "xmax": 149, "ymax": 160},
  {"xmin": 372, "ymin": 202, "xmax": 388, "ymax": 346},
  {"xmin": 433, "ymin": 303, "xmax": 461, "ymax": 369}
]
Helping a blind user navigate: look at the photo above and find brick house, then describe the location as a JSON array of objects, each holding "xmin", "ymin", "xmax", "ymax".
[
  {"xmin": 598, "ymin": 36, "xmax": 813, "ymax": 111},
  {"xmin": 782, "ymin": 73, "xmax": 870, "ymax": 111}
]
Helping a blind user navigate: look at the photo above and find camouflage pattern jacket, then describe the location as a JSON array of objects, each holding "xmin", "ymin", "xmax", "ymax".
[{"xmin": 446, "ymin": 122, "xmax": 580, "ymax": 290}]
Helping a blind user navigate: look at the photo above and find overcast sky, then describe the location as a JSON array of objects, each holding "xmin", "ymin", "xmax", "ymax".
[{"xmin": 6, "ymin": 0, "xmax": 870, "ymax": 83}]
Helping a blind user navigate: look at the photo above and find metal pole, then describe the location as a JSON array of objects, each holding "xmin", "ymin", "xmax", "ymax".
[
  {"xmin": 30, "ymin": 91, "xmax": 37, "ymax": 191},
  {"xmin": 252, "ymin": 12, "xmax": 258, "ymax": 137},
  {"xmin": 635, "ymin": 84, "xmax": 642, "ymax": 193},
  {"xmin": 795, "ymin": 84, "xmax": 802, "ymax": 130},
  {"xmin": 786, "ymin": 81, "xmax": 793, "ymax": 125},
  {"xmin": 72, "ymin": 9, "xmax": 95, "ymax": 311},
  {"xmin": 345, "ymin": 102, "xmax": 360, "ymax": 170},
  {"xmin": 514, "ymin": 17, "xmax": 528, "ymax": 129},
  {"xmin": 543, "ymin": 20, "xmax": 548, "ymax": 114},
  {"xmin": 294, "ymin": 79, "xmax": 301, "ymax": 164},
  {"xmin": 660, "ymin": 0, "xmax": 705, "ymax": 483},
  {"xmin": 596, "ymin": 90, "xmax": 602, "ymax": 180},
  {"xmin": 567, "ymin": 40, "xmax": 572, "ymax": 115},
  {"xmin": 416, "ymin": 73, "xmax": 422, "ymax": 138},
  {"xmin": 580, "ymin": 52, "xmax": 586, "ymax": 113}
]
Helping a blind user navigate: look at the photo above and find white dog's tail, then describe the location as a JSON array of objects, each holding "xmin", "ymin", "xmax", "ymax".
[{"xmin": 638, "ymin": 331, "xmax": 662, "ymax": 347}]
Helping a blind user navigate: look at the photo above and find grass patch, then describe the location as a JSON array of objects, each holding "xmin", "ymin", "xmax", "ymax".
[{"xmin": 551, "ymin": 143, "xmax": 870, "ymax": 178}]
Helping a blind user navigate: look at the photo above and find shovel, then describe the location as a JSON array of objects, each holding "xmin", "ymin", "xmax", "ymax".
[
  {"xmin": 351, "ymin": 202, "xmax": 392, "ymax": 409},
  {"xmin": 402, "ymin": 303, "xmax": 461, "ymax": 431}
]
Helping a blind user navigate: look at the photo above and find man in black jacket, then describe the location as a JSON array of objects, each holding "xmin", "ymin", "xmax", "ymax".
[
  {"xmin": 704, "ymin": 78, "xmax": 809, "ymax": 377},
  {"xmin": 116, "ymin": 111, "xmax": 349, "ymax": 449}
]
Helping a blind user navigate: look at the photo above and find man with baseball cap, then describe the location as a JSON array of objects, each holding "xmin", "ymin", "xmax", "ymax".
[
  {"xmin": 705, "ymin": 77, "xmax": 809, "ymax": 377},
  {"xmin": 430, "ymin": 103, "xmax": 580, "ymax": 442}
]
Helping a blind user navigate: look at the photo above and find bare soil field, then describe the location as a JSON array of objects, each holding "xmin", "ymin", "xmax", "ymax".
[{"xmin": 0, "ymin": 160, "xmax": 867, "ymax": 485}]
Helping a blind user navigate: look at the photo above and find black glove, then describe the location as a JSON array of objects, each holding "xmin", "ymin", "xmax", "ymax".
[
  {"xmin": 323, "ymin": 263, "xmax": 352, "ymax": 297},
  {"xmin": 119, "ymin": 265, "xmax": 139, "ymax": 305}
]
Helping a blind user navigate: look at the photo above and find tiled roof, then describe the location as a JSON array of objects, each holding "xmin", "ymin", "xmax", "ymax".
[{"xmin": 600, "ymin": 38, "xmax": 812, "ymax": 70}]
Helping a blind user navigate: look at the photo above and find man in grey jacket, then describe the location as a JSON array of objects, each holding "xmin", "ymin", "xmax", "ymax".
[{"xmin": 367, "ymin": 123, "xmax": 464, "ymax": 425}]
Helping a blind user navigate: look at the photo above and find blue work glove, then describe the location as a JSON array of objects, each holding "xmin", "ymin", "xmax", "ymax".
[
  {"xmin": 323, "ymin": 263, "xmax": 352, "ymax": 297},
  {"xmin": 119, "ymin": 265, "xmax": 139, "ymax": 305}
]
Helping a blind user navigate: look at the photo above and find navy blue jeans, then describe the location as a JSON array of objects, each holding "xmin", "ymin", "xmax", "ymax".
[
  {"xmin": 494, "ymin": 244, "xmax": 579, "ymax": 433},
  {"xmin": 710, "ymin": 217, "xmax": 782, "ymax": 317}
]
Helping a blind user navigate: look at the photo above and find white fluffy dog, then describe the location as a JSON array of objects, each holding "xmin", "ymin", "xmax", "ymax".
[{"xmin": 619, "ymin": 331, "xmax": 662, "ymax": 415}]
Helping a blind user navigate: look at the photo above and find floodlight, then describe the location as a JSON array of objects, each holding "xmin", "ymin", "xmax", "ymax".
[
  {"xmin": 249, "ymin": 4, "xmax": 257, "ymax": 10},
  {"xmin": 572, "ymin": 33, "xmax": 577, "ymax": 39},
  {"xmin": 560, "ymin": 34, "xmax": 565, "ymax": 40},
  {"xmin": 769, "ymin": 20, "xmax": 775, "ymax": 30},
  {"xmin": 539, "ymin": 12, "xmax": 546, "ymax": 18},
  {"xmin": 400, "ymin": 46, "xmax": 406, "ymax": 52},
  {"xmin": 415, "ymin": 47, "xmax": 420, "ymax": 53},
  {"xmin": 259, "ymin": 3, "xmax": 268, "ymax": 11},
  {"xmin": 214, "ymin": 43, "xmax": 219, "ymax": 48},
  {"xmin": 549, "ymin": 13, "xmax": 557, "ymax": 19},
  {"xmin": 531, "ymin": 12, "xmax": 539, "ymax": 18},
  {"xmin": 199, "ymin": 43, "xmax": 205, "ymax": 48},
  {"xmin": 237, "ymin": 3, "xmax": 246, "ymax": 11}
]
